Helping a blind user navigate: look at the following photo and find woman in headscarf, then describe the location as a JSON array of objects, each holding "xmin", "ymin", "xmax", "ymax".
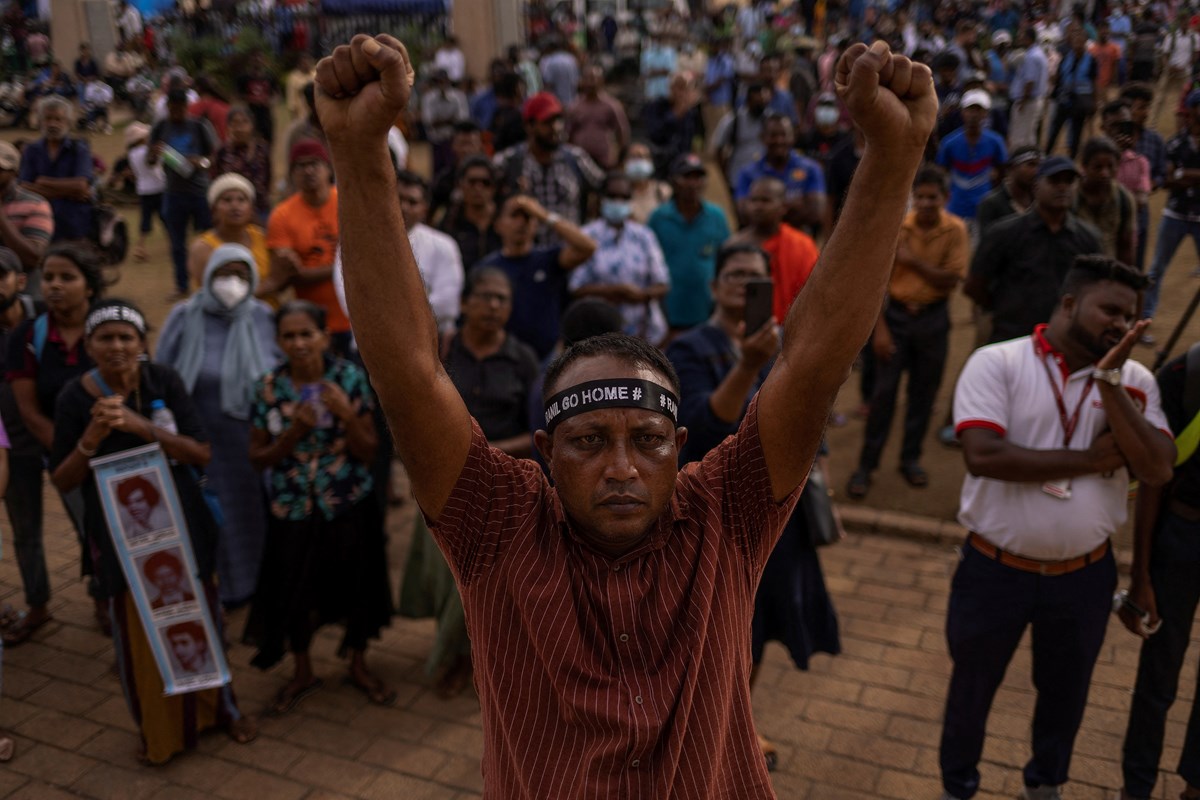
[
  {"xmin": 50, "ymin": 298, "xmax": 257, "ymax": 764},
  {"xmin": 186, "ymin": 173, "xmax": 274, "ymax": 305},
  {"xmin": 157, "ymin": 244, "xmax": 278, "ymax": 608}
]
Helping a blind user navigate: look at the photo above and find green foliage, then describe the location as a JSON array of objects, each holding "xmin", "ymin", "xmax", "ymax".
[{"xmin": 165, "ymin": 27, "xmax": 281, "ymax": 94}]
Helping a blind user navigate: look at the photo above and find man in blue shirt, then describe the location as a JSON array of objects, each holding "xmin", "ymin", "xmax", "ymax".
[
  {"xmin": 734, "ymin": 113, "xmax": 826, "ymax": 235},
  {"xmin": 18, "ymin": 95, "xmax": 92, "ymax": 241},
  {"xmin": 1008, "ymin": 28, "xmax": 1050, "ymax": 149},
  {"xmin": 479, "ymin": 193, "xmax": 596, "ymax": 358},
  {"xmin": 649, "ymin": 153, "xmax": 731, "ymax": 331},
  {"xmin": 641, "ymin": 36, "xmax": 678, "ymax": 102},
  {"xmin": 936, "ymin": 89, "xmax": 1008, "ymax": 231},
  {"xmin": 703, "ymin": 38, "xmax": 736, "ymax": 146}
]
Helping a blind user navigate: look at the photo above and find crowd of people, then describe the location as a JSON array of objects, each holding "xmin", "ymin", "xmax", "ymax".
[{"xmin": 0, "ymin": 1, "xmax": 1198, "ymax": 798}]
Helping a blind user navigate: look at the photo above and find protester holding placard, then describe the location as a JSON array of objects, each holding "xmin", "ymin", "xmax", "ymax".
[{"xmin": 48, "ymin": 298, "xmax": 256, "ymax": 765}]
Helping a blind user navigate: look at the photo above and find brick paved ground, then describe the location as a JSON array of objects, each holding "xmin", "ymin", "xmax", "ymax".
[{"xmin": 0, "ymin": 492, "xmax": 1195, "ymax": 800}]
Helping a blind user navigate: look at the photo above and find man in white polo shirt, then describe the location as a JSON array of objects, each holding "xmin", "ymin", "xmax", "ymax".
[{"xmin": 940, "ymin": 254, "xmax": 1176, "ymax": 800}]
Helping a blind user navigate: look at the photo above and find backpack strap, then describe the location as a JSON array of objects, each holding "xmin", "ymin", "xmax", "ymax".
[
  {"xmin": 1173, "ymin": 342, "xmax": 1200, "ymax": 466},
  {"xmin": 87, "ymin": 367, "xmax": 114, "ymax": 398},
  {"xmin": 31, "ymin": 312, "xmax": 47, "ymax": 364}
]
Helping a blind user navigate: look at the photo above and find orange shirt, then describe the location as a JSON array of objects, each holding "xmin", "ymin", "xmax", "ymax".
[
  {"xmin": 1089, "ymin": 41, "xmax": 1122, "ymax": 89},
  {"xmin": 266, "ymin": 187, "xmax": 349, "ymax": 333},
  {"xmin": 890, "ymin": 209, "xmax": 969, "ymax": 306},
  {"xmin": 761, "ymin": 223, "xmax": 819, "ymax": 322}
]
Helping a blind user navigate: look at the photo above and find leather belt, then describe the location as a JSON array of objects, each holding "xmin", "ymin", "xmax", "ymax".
[{"xmin": 966, "ymin": 532, "xmax": 1109, "ymax": 577}]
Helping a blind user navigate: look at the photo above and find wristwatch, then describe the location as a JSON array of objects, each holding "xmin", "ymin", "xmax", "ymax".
[
  {"xmin": 1092, "ymin": 367, "xmax": 1122, "ymax": 386},
  {"xmin": 545, "ymin": 212, "xmax": 562, "ymax": 226}
]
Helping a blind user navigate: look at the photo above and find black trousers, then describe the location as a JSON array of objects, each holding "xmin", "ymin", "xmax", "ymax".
[
  {"xmin": 940, "ymin": 543, "xmax": 1116, "ymax": 799},
  {"xmin": 857, "ymin": 301, "xmax": 949, "ymax": 472},
  {"xmin": 1121, "ymin": 508, "xmax": 1200, "ymax": 797},
  {"xmin": 1045, "ymin": 101, "xmax": 1091, "ymax": 160}
]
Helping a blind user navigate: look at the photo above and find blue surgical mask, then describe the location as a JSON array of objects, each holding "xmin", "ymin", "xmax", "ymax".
[
  {"xmin": 815, "ymin": 106, "xmax": 840, "ymax": 127},
  {"xmin": 601, "ymin": 199, "xmax": 632, "ymax": 223},
  {"xmin": 625, "ymin": 158, "xmax": 655, "ymax": 180}
]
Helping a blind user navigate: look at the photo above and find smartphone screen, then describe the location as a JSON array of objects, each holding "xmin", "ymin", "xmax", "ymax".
[{"xmin": 743, "ymin": 279, "xmax": 774, "ymax": 336}]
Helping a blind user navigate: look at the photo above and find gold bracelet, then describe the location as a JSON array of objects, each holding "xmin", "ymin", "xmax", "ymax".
[{"xmin": 77, "ymin": 442, "xmax": 98, "ymax": 458}]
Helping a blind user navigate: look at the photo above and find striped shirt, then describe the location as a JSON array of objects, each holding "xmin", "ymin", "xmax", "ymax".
[
  {"xmin": 430, "ymin": 396, "xmax": 799, "ymax": 799},
  {"xmin": 2, "ymin": 185, "xmax": 54, "ymax": 249}
]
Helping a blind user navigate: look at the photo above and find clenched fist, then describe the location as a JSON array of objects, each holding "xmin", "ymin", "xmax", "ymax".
[
  {"xmin": 836, "ymin": 41, "xmax": 937, "ymax": 156},
  {"xmin": 314, "ymin": 34, "xmax": 415, "ymax": 148}
]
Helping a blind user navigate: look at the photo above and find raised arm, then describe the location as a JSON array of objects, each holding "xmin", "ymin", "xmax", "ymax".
[
  {"xmin": 756, "ymin": 42, "xmax": 938, "ymax": 501},
  {"xmin": 315, "ymin": 34, "xmax": 471, "ymax": 519}
]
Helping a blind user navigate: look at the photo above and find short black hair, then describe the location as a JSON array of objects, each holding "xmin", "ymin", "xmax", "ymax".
[
  {"xmin": 1059, "ymin": 254, "xmax": 1150, "ymax": 300},
  {"xmin": 602, "ymin": 170, "xmax": 631, "ymax": 195},
  {"xmin": 453, "ymin": 120, "xmax": 481, "ymax": 136},
  {"xmin": 495, "ymin": 71, "xmax": 523, "ymax": 99},
  {"xmin": 1101, "ymin": 98, "xmax": 1131, "ymax": 119},
  {"xmin": 932, "ymin": 51, "xmax": 961, "ymax": 71},
  {"xmin": 457, "ymin": 154, "xmax": 495, "ymax": 181},
  {"xmin": 559, "ymin": 298, "xmax": 624, "ymax": 347},
  {"xmin": 1120, "ymin": 82, "xmax": 1154, "ymax": 103},
  {"xmin": 714, "ymin": 241, "xmax": 770, "ymax": 280},
  {"xmin": 462, "ymin": 265, "xmax": 510, "ymax": 300},
  {"xmin": 396, "ymin": 169, "xmax": 430, "ymax": 201},
  {"xmin": 914, "ymin": 164, "xmax": 949, "ymax": 194},
  {"xmin": 762, "ymin": 111, "xmax": 793, "ymax": 130},
  {"xmin": 543, "ymin": 332, "xmax": 681, "ymax": 404},
  {"xmin": 275, "ymin": 299, "xmax": 327, "ymax": 332},
  {"xmin": 1080, "ymin": 136, "xmax": 1120, "ymax": 165}
]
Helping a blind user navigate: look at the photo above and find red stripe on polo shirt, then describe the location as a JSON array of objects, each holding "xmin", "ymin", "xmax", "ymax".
[{"xmin": 956, "ymin": 419, "xmax": 1006, "ymax": 437}]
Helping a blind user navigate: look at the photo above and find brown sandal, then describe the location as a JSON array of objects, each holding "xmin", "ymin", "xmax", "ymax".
[
  {"xmin": 227, "ymin": 716, "xmax": 258, "ymax": 745},
  {"xmin": 1, "ymin": 611, "xmax": 52, "ymax": 646},
  {"xmin": 757, "ymin": 734, "xmax": 778, "ymax": 772}
]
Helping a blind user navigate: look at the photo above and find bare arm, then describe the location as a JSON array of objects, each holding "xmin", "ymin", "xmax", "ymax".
[
  {"xmin": 756, "ymin": 42, "xmax": 939, "ymax": 501},
  {"xmin": 316, "ymin": 34, "xmax": 472, "ymax": 520},
  {"xmin": 187, "ymin": 239, "xmax": 213, "ymax": 290},
  {"xmin": 12, "ymin": 378, "xmax": 53, "ymax": 449},
  {"xmin": 960, "ymin": 427, "xmax": 1125, "ymax": 482},
  {"xmin": 0, "ymin": 211, "xmax": 46, "ymax": 270}
]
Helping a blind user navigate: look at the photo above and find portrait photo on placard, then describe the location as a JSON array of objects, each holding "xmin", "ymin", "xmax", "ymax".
[
  {"xmin": 136, "ymin": 547, "xmax": 197, "ymax": 612},
  {"xmin": 160, "ymin": 619, "xmax": 216, "ymax": 676},
  {"xmin": 112, "ymin": 471, "xmax": 175, "ymax": 541}
]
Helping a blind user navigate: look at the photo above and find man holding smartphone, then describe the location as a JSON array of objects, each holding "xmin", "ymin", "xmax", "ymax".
[{"xmin": 847, "ymin": 165, "xmax": 968, "ymax": 498}]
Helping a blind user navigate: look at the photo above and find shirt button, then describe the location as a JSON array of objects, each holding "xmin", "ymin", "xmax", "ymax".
[
  {"xmin": 613, "ymin": 564, "xmax": 622, "ymax": 572},
  {"xmin": 635, "ymin": 695, "xmax": 643, "ymax": 704},
  {"xmin": 630, "ymin": 759, "xmax": 641, "ymax": 768},
  {"xmin": 619, "ymin": 633, "xmax": 629, "ymax": 642}
]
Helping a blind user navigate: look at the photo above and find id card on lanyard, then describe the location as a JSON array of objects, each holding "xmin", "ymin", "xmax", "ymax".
[{"xmin": 1038, "ymin": 349, "xmax": 1094, "ymax": 500}]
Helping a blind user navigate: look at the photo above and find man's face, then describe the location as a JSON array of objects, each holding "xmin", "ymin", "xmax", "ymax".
[
  {"xmin": 962, "ymin": 105, "xmax": 987, "ymax": 129},
  {"xmin": 496, "ymin": 198, "xmax": 537, "ymax": 247},
  {"xmin": 530, "ymin": 115, "xmax": 563, "ymax": 151},
  {"xmin": 0, "ymin": 166, "xmax": 14, "ymax": 193},
  {"xmin": 1070, "ymin": 29, "xmax": 1086, "ymax": 51},
  {"xmin": 747, "ymin": 183, "xmax": 785, "ymax": 229},
  {"xmin": 1129, "ymin": 98, "xmax": 1150, "ymax": 128},
  {"xmin": 1104, "ymin": 108, "xmax": 1134, "ymax": 148},
  {"xmin": 42, "ymin": 107, "xmax": 68, "ymax": 141},
  {"xmin": 229, "ymin": 114, "xmax": 255, "ymax": 144},
  {"xmin": 913, "ymin": 182, "xmax": 946, "ymax": 224},
  {"xmin": 579, "ymin": 69, "xmax": 599, "ymax": 96},
  {"xmin": 397, "ymin": 184, "xmax": 428, "ymax": 229},
  {"xmin": 534, "ymin": 355, "xmax": 687, "ymax": 555},
  {"xmin": 462, "ymin": 274, "xmax": 511, "ymax": 333},
  {"xmin": 672, "ymin": 170, "xmax": 706, "ymax": 203},
  {"xmin": 170, "ymin": 632, "xmax": 204, "ymax": 669},
  {"xmin": 763, "ymin": 119, "xmax": 793, "ymax": 161},
  {"xmin": 1065, "ymin": 280, "xmax": 1137, "ymax": 360},
  {"xmin": 1083, "ymin": 152, "xmax": 1117, "ymax": 189},
  {"xmin": 460, "ymin": 165, "xmax": 495, "ymax": 207},
  {"xmin": 1013, "ymin": 158, "xmax": 1041, "ymax": 188},
  {"xmin": 292, "ymin": 157, "xmax": 331, "ymax": 195},
  {"xmin": 0, "ymin": 268, "xmax": 25, "ymax": 310},
  {"xmin": 712, "ymin": 251, "xmax": 769, "ymax": 315},
  {"xmin": 1036, "ymin": 172, "xmax": 1078, "ymax": 211},
  {"xmin": 451, "ymin": 131, "xmax": 483, "ymax": 162},
  {"xmin": 746, "ymin": 88, "xmax": 769, "ymax": 116},
  {"xmin": 151, "ymin": 563, "xmax": 182, "ymax": 594}
]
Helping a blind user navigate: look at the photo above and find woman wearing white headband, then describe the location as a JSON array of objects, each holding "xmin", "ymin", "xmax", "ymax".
[
  {"xmin": 49, "ymin": 298, "xmax": 258, "ymax": 765},
  {"xmin": 187, "ymin": 172, "xmax": 274, "ymax": 305}
]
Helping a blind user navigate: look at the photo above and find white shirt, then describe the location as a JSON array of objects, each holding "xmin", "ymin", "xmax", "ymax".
[
  {"xmin": 434, "ymin": 48, "xmax": 466, "ymax": 83},
  {"xmin": 333, "ymin": 222, "xmax": 463, "ymax": 333},
  {"xmin": 1161, "ymin": 30, "xmax": 1200, "ymax": 71},
  {"xmin": 387, "ymin": 127, "xmax": 409, "ymax": 170},
  {"xmin": 83, "ymin": 81, "xmax": 114, "ymax": 107},
  {"xmin": 953, "ymin": 330, "xmax": 1169, "ymax": 560},
  {"xmin": 128, "ymin": 144, "xmax": 166, "ymax": 195}
]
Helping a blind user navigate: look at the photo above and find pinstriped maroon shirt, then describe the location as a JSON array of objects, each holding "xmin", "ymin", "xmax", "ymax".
[{"xmin": 430, "ymin": 397, "xmax": 800, "ymax": 799}]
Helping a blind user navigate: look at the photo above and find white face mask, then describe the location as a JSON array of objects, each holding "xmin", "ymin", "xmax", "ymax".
[{"xmin": 210, "ymin": 274, "xmax": 250, "ymax": 308}]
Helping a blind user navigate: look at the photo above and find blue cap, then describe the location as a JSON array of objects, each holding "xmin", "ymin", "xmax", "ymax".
[
  {"xmin": 1036, "ymin": 155, "xmax": 1080, "ymax": 179},
  {"xmin": 1187, "ymin": 89, "xmax": 1200, "ymax": 108}
]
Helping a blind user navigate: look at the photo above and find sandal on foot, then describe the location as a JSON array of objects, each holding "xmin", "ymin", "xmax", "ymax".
[
  {"xmin": 270, "ymin": 677, "xmax": 322, "ymax": 715},
  {"xmin": 757, "ymin": 734, "xmax": 778, "ymax": 772},
  {"xmin": 845, "ymin": 469, "xmax": 871, "ymax": 500},
  {"xmin": 0, "ymin": 735, "xmax": 14, "ymax": 762},
  {"xmin": 0, "ymin": 604, "xmax": 21, "ymax": 630},
  {"xmin": 346, "ymin": 673, "xmax": 398, "ymax": 707},
  {"xmin": 227, "ymin": 716, "xmax": 258, "ymax": 745},
  {"xmin": 900, "ymin": 464, "xmax": 929, "ymax": 488},
  {"xmin": 2, "ymin": 611, "xmax": 52, "ymax": 645}
]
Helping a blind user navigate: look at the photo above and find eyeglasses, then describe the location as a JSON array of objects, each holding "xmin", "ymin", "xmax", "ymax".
[
  {"xmin": 465, "ymin": 176, "xmax": 494, "ymax": 187},
  {"xmin": 720, "ymin": 270, "xmax": 769, "ymax": 284}
]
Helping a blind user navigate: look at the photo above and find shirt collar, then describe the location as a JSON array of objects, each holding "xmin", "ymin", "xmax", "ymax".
[{"xmin": 1032, "ymin": 323, "xmax": 1092, "ymax": 379}]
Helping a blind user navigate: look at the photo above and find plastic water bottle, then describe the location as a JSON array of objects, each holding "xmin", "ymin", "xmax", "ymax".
[
  {"xmin": 159, "ymin": 145, "xmax": 195, "ymax": 179},
  {"xmin": 150, "ymin": 399, "xmax": 178, "ymax": 435}
]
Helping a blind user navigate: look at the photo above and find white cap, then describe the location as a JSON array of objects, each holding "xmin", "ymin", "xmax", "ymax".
[
  {"xmin": 962, "ymin": 89, "xmax": 992, "ymax": 110},
  {"xmin": 992, "ymin": 30, "xmax": 1012, "ymax": 46}
]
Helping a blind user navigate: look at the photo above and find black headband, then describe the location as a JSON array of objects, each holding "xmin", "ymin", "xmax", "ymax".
[
  {"xmin": 544, "ymin": 379, "xmax": 679, "ymax": 433},
  {"xmin": 86, "ymin": 304, "xmax": 146, "ymax": 337}
]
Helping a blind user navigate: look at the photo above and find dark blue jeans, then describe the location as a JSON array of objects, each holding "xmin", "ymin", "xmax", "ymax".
[
  {"xmin": 1121, "ymin": 509, "xmax": 1200, "ymax": 797},
  {"xmin": 162, "ymin": 191, "xmax": 211, "ymax": 293},
  {"xmin": 940, "ymin": 542, "xmax": 1116, "ymax": 799}
]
